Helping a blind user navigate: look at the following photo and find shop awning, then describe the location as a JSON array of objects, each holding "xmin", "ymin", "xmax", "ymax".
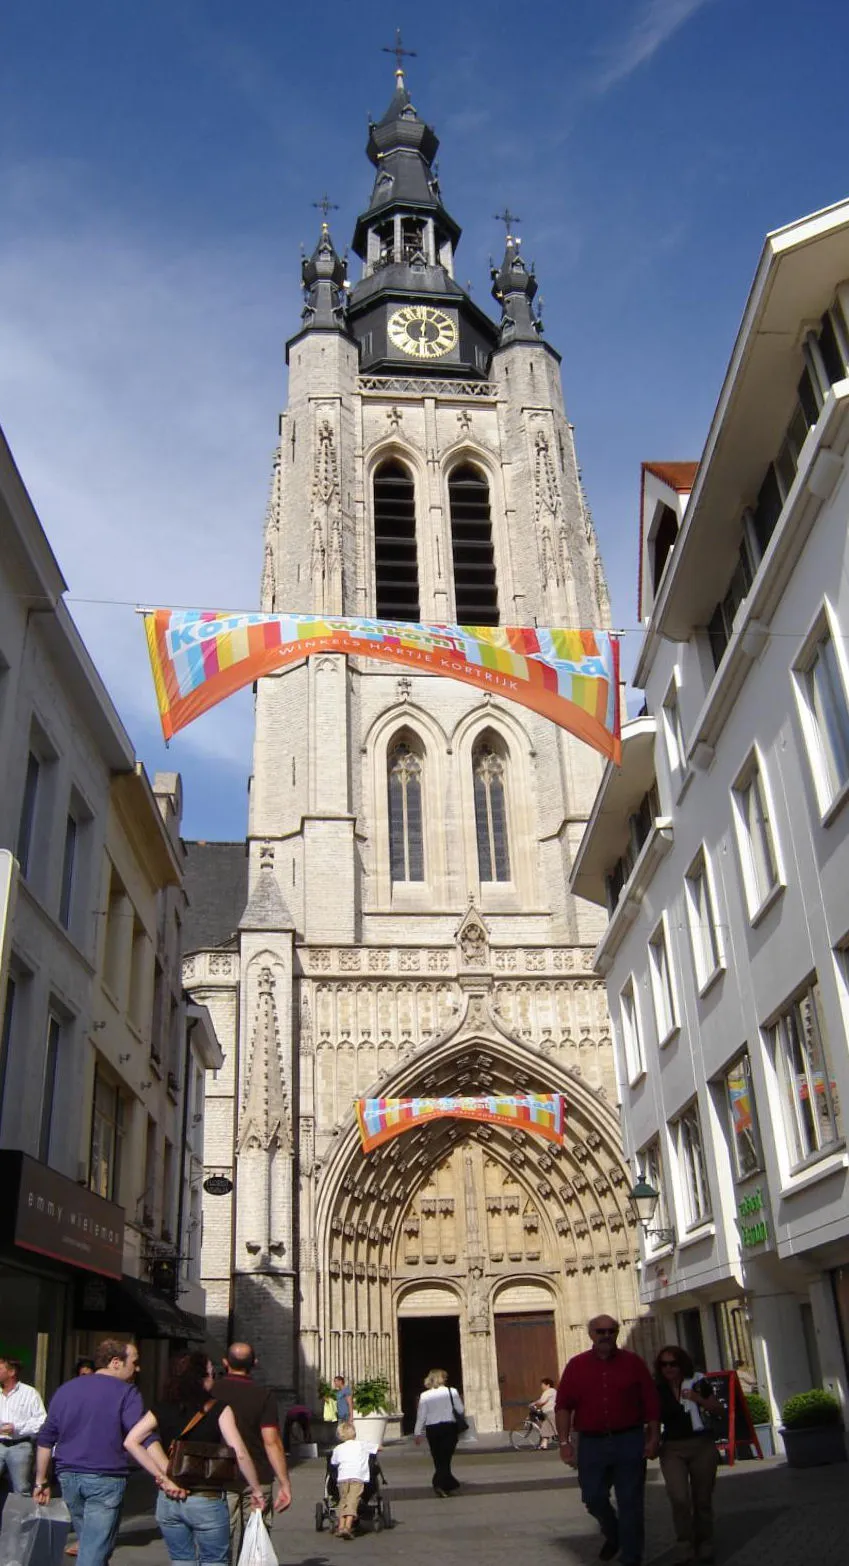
[{"xmin": 74, "ymin": 1272, "xmax": 206, "ymax": 1341}]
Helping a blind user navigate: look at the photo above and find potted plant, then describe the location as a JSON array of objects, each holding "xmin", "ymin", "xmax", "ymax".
[
  {"xmin": 745, "ymin": 1393, "xmax": 774, "ymax": 1457},
  {"xmin": 352, "ymin": 1374, "xmax": 392, "ymax": 1448},
  {"xmin": 780, "ymin": 1389, "xmax": 846, "ymax": 1467}
]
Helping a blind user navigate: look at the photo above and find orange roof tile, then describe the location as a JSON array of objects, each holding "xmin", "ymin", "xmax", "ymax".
[{"xmin": 642, "ymin": 460, "xmax": 699, "ymax": 491}]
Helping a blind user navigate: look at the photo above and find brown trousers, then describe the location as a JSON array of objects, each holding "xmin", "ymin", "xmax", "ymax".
[{"xmin": 659, "ymin": 1437, "xmax": 719, "ymax": 1548}]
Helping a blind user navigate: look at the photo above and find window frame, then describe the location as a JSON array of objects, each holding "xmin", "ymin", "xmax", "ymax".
[
  {"xmin": 661, "ymin": 678, "xmax": 687, "ymax": 779},
  {"xmin": 639, "ymin": 1137, "xmax": 672, "ymax": 1254},
  {"xmin": 684, "ymin": 847, "xmax": 724, "ymax": 994},
  {"xmin": 648, "ymin": 915, "xmax": 678, "ymax": 1046},
  {"xmin": 39, "ymin": 1010, "xmax": 63, "ymax": 1164},
  {"xmin": 720, "ymin": 1050, "xmax": 763, "ymax": 1181},
  {"xmin": 89, "ymin": 1067, "xmax": 127, "ymax": 1203},
  {"xmin": 792, "ymin": 606, "xmax": 849, "ymax": 821},
  {"xmin": 768, "ymin": 979, "xmax": 843, "ymax": 1174},
  {"xmin": 672, "ymin": 1100, "xmax": 713, "ymax": 1230},
  {"xmin": 387, "ymin": 734, "xmax": 425, "ymax": 885},
  {"xmin": 618, "ymin": 976, "xmax": 646, "ymax": 1086},
  {"xmin": 731, "ymin": 750, "xmax": 783, "ymax": 923},
  {"xmin": 473, "ymin": 738, "xmax": 511, "ymax": 884}
]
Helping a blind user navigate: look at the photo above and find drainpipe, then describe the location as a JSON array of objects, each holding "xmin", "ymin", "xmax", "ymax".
[{"xmin": 175, "ymin": 1006, "xmax": 197, "ymax": 1305}]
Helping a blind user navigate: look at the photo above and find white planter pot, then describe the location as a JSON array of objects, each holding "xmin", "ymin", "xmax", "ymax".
[{"xmin": 353, "ymin": 1414, "xmax": 388, "ymax": 1449}]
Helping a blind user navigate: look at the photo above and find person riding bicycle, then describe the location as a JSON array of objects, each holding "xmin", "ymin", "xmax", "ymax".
[{"xmin": 530, "ymin": 1378, "xmax": 557, "ymax": 1449}]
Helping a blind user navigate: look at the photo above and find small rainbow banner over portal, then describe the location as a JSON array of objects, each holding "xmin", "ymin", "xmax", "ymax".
[
  {"xmin": 354, "ymin": 1094, "xmax": 566, "ymax": 1154},
  {"xmin": 143, "ymin": 610, "xmax": 620, "ymax": 761}
]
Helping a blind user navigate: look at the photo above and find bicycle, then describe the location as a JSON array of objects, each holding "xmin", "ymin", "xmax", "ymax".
[{"xmin": 510, "ymin": 1407, "xmax": 546, "ymax": 1450}]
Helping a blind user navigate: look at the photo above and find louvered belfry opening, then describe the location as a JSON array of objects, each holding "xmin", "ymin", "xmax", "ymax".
[
  {"xmin": 374, "ymin": 460, "xmax": 419, "ymax": 620},
  {"xmin": 449, "ymin": 464, "xmax": 498, "ymax": 625}
]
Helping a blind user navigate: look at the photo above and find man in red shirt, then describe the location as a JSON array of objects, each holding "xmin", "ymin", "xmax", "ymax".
[{"xmin": 555, "ymin": 1315, "xmax": 660, "ymax": 1566}]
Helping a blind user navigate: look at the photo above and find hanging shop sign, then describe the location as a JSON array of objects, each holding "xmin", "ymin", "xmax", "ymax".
[
  {"xmin": 203, "ymin": 1174, "xmax": 234, "ymax": 1196},
  {"xmin": 0, "ymin": 1151, "xmax": 124, "ymax": 1279},
  {"xmin": 143, "ymin": 610, "xmax": 621, "ymax": 763},
  {"xmin": 355, "ymin": 1093, "xmax": 566, "ymax": 1154}
]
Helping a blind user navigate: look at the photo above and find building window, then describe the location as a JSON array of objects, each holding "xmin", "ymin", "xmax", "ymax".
[
  {"xmin": 473, "ymin": 740, "xmax": 510, "ymax": 882},
  {"xmin": 619, "ymin": 979, "xmax": 645, "ymax": 1084},
  {"xmin": 662, "ymin": 682, "xmax": 686, "ymax": 777},
  {"xmin": 770, "ymin": 981, "xmax": 843, "ymax": 1169},
  {"xmin": 39, "ymin": 1012, "xmax": 62, "ymax": 1163},
  {"xmin": 685, "ymin": 849, "xmax": 722, "ymax": 992},
  {"xmin": 722, "ymin": 1052, "xmax": 762, "ymax": 1179},
  {"xmin": 732, "ymin": 755, "xmax": 780, "ymax": 917},
  {"xmin": 673, "ymin": 1102, "xmax": 712, "ymax": 1228},
  {"xmin": 707, "ymin": 544, "xmax": 753, "ymax": 672},
  {"xmin": 648, "ymin": 919, "xmax": 677, "ymax": 1043},
  {"xmin": 640, "ymin": 1138, "xmax": 671, "ymax": 1252},
  {"xmin": 448, "ymin": 464, "xmax": 498, "ymax": 625},
  {"xmin": 373, "ymin": 460, "xmax": 419, "ymax": 620},
  {"xmin": 90, "ymin": 1070, "xmax": 125, "ymax": 1201},
  {"xmin": 388, "ymin": 738, "xmax": 424, "ymax": 883},
  {"xmin": 795, "ymin": 622, "xmax": 849, "ymax": 813},
  {"xmin": 58, "ymin": 814, "xmax": 77, "ymax": 930},
  {"xmin": 651, "ymin": 503, "xmax": 679, "ymax": 595},
  {"xmin": 16, "ymin": 752, "xmax": 40, "ymax": 877}
]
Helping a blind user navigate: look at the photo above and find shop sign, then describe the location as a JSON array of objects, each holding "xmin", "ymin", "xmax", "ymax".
[
  {"xmin": 9, "ymin": 1153, "xmax": 125, "ymax": 1279},
  {"xmin": 203, "ymin": 1174, "xmax": 233, "ymax": 1195},
  {"xmin": 737, "ymin": 1183, "xmax": 770, "ymax": 1249}
]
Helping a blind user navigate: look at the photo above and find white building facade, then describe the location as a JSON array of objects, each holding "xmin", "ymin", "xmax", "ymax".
[
  {"xmin": 185, "ymin": 63, "xmax": 656, "ymax": 1431},
  {"xmin": 572, "ymin": 201, "xmax": 849, "ymax": 1425},
  {"xmin": 0, "ymin": 426, "xmax": 220, "ymax": 1401}
]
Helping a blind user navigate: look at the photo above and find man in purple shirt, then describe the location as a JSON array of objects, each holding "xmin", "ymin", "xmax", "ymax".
[{"xmin": 33, "ymin": 1339, "xmax": 145, "ymax": 1566}]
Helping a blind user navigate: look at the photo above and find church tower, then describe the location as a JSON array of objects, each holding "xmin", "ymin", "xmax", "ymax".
[{"xmin": 186, "ymin": 56, "xmax": 647, "ymax": 1429}]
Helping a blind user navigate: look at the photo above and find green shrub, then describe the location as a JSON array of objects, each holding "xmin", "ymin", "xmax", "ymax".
[
  {"xmin": 352, "ymin": 1375, "xmax": 392, "ymax": 1415},
  {"xmin": 781, "ymin": 1389, "xmax": 843, "ymax": 1429},
  {"xmin": 745, "ymin": 1393, "xmax": 771, "ymax": 1426},
  {"xmin": 318, "ymin": 1378, "xmax": 332, "ymax": 1401}
]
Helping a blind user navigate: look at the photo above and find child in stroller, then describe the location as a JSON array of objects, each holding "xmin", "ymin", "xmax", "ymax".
[{"xmin": 316, "ymin": 1422, "xmax": 393, "ymax": 1537}]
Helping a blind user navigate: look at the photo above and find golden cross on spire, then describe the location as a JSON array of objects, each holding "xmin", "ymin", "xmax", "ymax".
[{"xmin": 382, "ymin": 27, "xmax": 417, "ymax": 75}]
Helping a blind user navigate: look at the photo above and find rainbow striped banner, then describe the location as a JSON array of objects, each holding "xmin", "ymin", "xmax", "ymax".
[
  {"xmin": 355, "ymin": 1094, "xmax": 566, "ymax": 1154},
  {"xmin": 143, "ymin": 610, "xmax": 620, "ymax": 761}
]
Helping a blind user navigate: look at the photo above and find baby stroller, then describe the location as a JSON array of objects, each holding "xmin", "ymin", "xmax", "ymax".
[{"xmin": 315, "ymin": 1451, "xmax": 394, "ymax": 1534}]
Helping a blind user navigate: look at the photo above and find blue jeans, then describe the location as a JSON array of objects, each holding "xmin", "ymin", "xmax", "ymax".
[
  {"xmin": 576, "ymin": 1428, "xmax": 647, "ymax": 1566},
  {"xmin": 156, "ymin": 1491, "xmax": 230, "ymax": 1565},
  {"xmin": 0, "ymin": 1440, "xmax": 34, "ymax": 1493},
  {"xmin": 58, "ymin": 1472, "xmax": 126, "ymax": 1566}
]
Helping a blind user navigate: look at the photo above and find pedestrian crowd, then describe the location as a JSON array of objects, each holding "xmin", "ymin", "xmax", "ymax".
[{"xmin": 1, "ymin": 1321, "xmax": 731, "ymax": 1566}]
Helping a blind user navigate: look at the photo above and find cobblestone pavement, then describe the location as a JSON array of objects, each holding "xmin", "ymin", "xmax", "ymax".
[{"xmin": 111, "ymin": 1447, "xmax": 848, "ymax": 1566}]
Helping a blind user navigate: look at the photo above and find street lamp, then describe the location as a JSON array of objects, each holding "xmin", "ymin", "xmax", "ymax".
[{"xmin": 627, "ymin": 1174, "xmax": 675, "ymax": 1247}]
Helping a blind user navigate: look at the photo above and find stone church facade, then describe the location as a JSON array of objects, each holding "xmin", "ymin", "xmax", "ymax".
[{"xmin": 184, "ymin": 63, "xmax": 651, "ymax": 1431}]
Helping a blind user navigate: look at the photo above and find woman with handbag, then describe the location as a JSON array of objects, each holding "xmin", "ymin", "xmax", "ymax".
[
  {"xmin": 413, "ymin": 1369, "xmax": 465, "ymax": 1497},
  {"xmin": 654, "ymin": 1345, "xmax": 724, "ymax": 1565},
  {"xmin": 124, "ymin": 1352, "xmax": 266, "ymax": 1566}
]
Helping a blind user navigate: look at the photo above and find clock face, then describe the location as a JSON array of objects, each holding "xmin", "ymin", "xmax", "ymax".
[{"xmin": 388, "ymin": 305, "xmax": 457, "ymax": 360}]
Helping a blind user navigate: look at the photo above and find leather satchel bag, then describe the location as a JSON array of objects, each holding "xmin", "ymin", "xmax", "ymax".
[
  {"xmin": 449, "ymin": 1390, "xmax": 469, "ymax": 1434},
  {"xmin": 166, "ymin": 1403, "xmax": 238, "ymax": 1489}
]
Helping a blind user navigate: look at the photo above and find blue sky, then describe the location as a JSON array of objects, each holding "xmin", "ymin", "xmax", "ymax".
[{"xmin": 2, "ymin": 0, "xmax": 848, "ymax": 838}]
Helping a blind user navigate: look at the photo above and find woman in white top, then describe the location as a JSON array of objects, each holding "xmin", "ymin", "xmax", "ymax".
[
  {"xmin": 530, "ymin": 1377, "xmax": 557, "ymax": 1447},
  {"xmin": 413, "ymin": 1369, "xmax": 464, "ymax": 1497}
]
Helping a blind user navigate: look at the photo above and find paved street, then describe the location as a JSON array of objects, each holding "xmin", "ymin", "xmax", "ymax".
[{"xmin": 111, "ymin": 1443, "xmax": 848, "ymax": 1566}]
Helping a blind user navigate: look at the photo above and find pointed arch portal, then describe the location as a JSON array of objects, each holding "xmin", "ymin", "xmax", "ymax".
[{"xmin": 313, "ymin": 996, "xmax": 655, "ymax": 1432}]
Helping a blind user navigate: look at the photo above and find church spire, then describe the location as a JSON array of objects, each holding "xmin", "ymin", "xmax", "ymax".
[
  {"xmin": 490, "ymin": 212, "xmax": 542, "ymax": 345},
  {"xmin": 300, "ymin": 204, "xmax": 349, "ymax": 333}
]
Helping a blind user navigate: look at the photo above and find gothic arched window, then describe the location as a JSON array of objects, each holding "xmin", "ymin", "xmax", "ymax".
[
  {"xmin": 449, "ymin": 463, "xmax": 498, "ymax": 625},
  {"xmin": 473, "ymin": 739, "xmax": 511, "ymax": 882},
  {"xmin": 388, "ymin": 738, "xmax": 425, "ymax": 883},
  {"xmin": 374, "ymin": 460, "xmax": 419, "ymax": 620}
]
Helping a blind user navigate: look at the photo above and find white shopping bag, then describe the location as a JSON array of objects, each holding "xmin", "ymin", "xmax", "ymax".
[
  {"xmin": 237, "ymin": 1510, "xmax": 278, "ymax": 1566},
  {"xmin": 0, "ymin": 1495, "xmax": 71, "ymax": 1566}
]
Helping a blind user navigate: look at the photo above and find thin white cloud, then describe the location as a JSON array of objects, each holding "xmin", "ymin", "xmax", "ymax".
[{"xmin": 592, "ymin": 0, "xmax": 716, "ymax": 94}]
